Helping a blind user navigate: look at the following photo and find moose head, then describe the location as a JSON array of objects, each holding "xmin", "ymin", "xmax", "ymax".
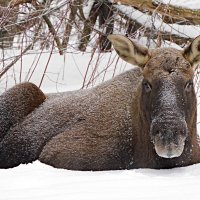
[{"xmin": 108, "ymin": 34, "xmax": 200, "ymax": 159}]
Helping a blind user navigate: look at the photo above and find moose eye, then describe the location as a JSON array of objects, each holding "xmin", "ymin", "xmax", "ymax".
[
  {"xmin": 143, "ymin": 80, "xmax": 152, "ymax": 93},
  {"xmin": 185, "ymin": 80, "xmax": 193, "ymax": 92}
]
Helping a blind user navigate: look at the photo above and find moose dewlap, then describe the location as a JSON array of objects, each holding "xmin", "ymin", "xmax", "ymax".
[{"xmin": 0, "ymin": 34, "xmax": 200, "ymax": 170}]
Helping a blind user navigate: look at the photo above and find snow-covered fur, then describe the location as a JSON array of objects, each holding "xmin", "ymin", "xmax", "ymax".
[
  {"xmin": 0, "ymin": 82, "xmax": 46, "ymax": 142},
  {"xmin": 1, "ymin": 35, "xmax": 200, "ymax": 170},
  {"xmin": 0, "ymin": 68, "xmax": 142, "ymax": 169}
]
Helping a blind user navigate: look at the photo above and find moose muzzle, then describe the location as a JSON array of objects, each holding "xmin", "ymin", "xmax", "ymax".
[{"xmin": 150, "ymin": 119, "xmax": 188, "ymax": 158}]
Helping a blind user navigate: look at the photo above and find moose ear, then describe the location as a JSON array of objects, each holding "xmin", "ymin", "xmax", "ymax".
[
  {"xmin": 108, "ymin": 34, "xmax": 150, "ymax": 68},
  {"xmin": 183, "ymin": 35, "xmax": 200, "ymax": 66}
]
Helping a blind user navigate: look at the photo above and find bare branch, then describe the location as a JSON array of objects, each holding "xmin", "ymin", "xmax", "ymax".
[
  {"xmin": 0, "ymin": 43, "xmax": 33, "ymax": 78},
  {"xmin": 32, "ymin": 1, "xmax": 64, "ymax": 55},
  {"xmin": 9, "ymin": 0, "xmax": 35, "ymax": 7}
]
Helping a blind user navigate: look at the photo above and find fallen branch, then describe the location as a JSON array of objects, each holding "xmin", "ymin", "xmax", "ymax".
[
  {"xmin": 112, "ymin": 0, "xmax": 200, "ymax": 25},
  {"xmin": 115, "ymin": 5, "xmax": 195, "ymax": 45},
  {"xmin": 125, "ymin": 22, "xmax": 189, "ymax": 46}
]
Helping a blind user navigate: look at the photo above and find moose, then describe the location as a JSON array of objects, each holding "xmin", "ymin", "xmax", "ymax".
[{"xmin": 1, "ymin": 34, "xmax": 200, "ymax": 170}]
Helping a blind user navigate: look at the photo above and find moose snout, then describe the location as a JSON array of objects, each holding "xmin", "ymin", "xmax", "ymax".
[{"xmin": 150, "ymin": 119, "xmax": 188, "ymax": 159}]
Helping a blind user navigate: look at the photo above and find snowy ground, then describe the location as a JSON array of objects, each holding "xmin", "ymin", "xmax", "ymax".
[{"xmin": 2, "ymin": 161, "xmax": 200, "ymax": 200}]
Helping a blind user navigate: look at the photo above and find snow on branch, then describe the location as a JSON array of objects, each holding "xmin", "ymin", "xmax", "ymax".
[
  {"xmin": 111, "ymin": 0, "xmax": 200, "ymax": 25},
  {"xmin": 115, "ymin": 4, "xmax": 200, "ymax": 43}
]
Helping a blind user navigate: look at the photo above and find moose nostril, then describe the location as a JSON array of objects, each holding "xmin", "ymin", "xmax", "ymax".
[{"xmin": 155, "ymin": 130, "xmax": 159, "ymax": 135}]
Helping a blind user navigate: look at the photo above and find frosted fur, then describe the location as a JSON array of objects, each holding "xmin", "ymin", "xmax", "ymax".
[
  {"xmin": 0, "ymin": 83, "xmax": 46, "ymax": 142},
  {"xmin": 1, "ymin": 35, "xmax": 200, "ymax": 170},
  {"xmin": 159, "ymin": 82, "xmax": 178, "ymax": 108},
  {"xmin": 0, "ymin": 68, "xmax": 142, "ymax": 169}
]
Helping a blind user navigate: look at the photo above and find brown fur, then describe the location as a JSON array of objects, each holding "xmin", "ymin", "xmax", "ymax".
[
  {"xmin": 39, "ymin": 45, "xmax": 200, "ymax": 170},
  {"xmin": 1, "ymin": 35, "xmax": 200, "ymax": 170},
  {"xmin": 0, "ymin": 82, "xmax": 46, "ymax": 141},
  {"xmin": 131, "ymin": 48, "xmax": 200, "ymax": 168}
]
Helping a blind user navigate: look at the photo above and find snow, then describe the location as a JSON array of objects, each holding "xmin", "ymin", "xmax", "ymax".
[
  {"xmin": 1, "ymin": 161, "xmax": 200, "ymax": 200},
  {"xmin": 112, "ymin": 0, "xmax": 200, "ymax": 9},
  {"xmin": 161, "ymin": 0, "xmax": 200, "ymax": 9},
  {"xmin": 0, "ymin": 50, "xmax": 132, "ymax": 93},
  {"xmin": 83, "ymin": 0, "xmax": 95, "ymax": 19}
]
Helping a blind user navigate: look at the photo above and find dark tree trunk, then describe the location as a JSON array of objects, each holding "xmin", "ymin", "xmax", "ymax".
[
  {"xmin": 98, "ymin": 1, "xmax": 114, "ymax": 52},
  {"xmin": 78, "ymin": 1, "xmax": 101, "ymax": 52},
  {"xmin": 0, "ymin": 1, "xmax": 19, "ymax": 49},
  {"xmin": 62, "ymin": 0, "xmax": 80, "ymax": 49}
]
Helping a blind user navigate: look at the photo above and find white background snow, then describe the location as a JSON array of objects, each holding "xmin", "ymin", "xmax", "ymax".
[{"xmin": 1, "ymin": 0, "xmax": 200, "ymax": 200}]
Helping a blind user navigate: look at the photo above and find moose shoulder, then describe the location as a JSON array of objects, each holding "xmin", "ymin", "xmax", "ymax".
[{"xmin": 1, "ymin": 35, "xmax": 200, "ymax": 170}]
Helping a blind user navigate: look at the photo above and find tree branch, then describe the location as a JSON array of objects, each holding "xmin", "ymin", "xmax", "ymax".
[
  {"xmin": 112, "ymin": 0, "xmax": 200, "ymax": 25},
  {"xmin": 9, "ymin": 0, "xmax": 35, "ymax": 7},
  {"xmin": 115, "ymin": 5, "xmax": 193, "ymax": 45},
  {"xmin": 8, "ymin": 0, "xmax": 64, "ymax": 54},
  {"xmin": 33, "ymin": 1, "xmax": 63, "ymax": 55}
]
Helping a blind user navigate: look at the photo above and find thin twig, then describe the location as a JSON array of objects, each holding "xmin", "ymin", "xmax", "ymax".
[{"xmin": 0, "ymin": 43, "xmax": 33, "ymax": 79}]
